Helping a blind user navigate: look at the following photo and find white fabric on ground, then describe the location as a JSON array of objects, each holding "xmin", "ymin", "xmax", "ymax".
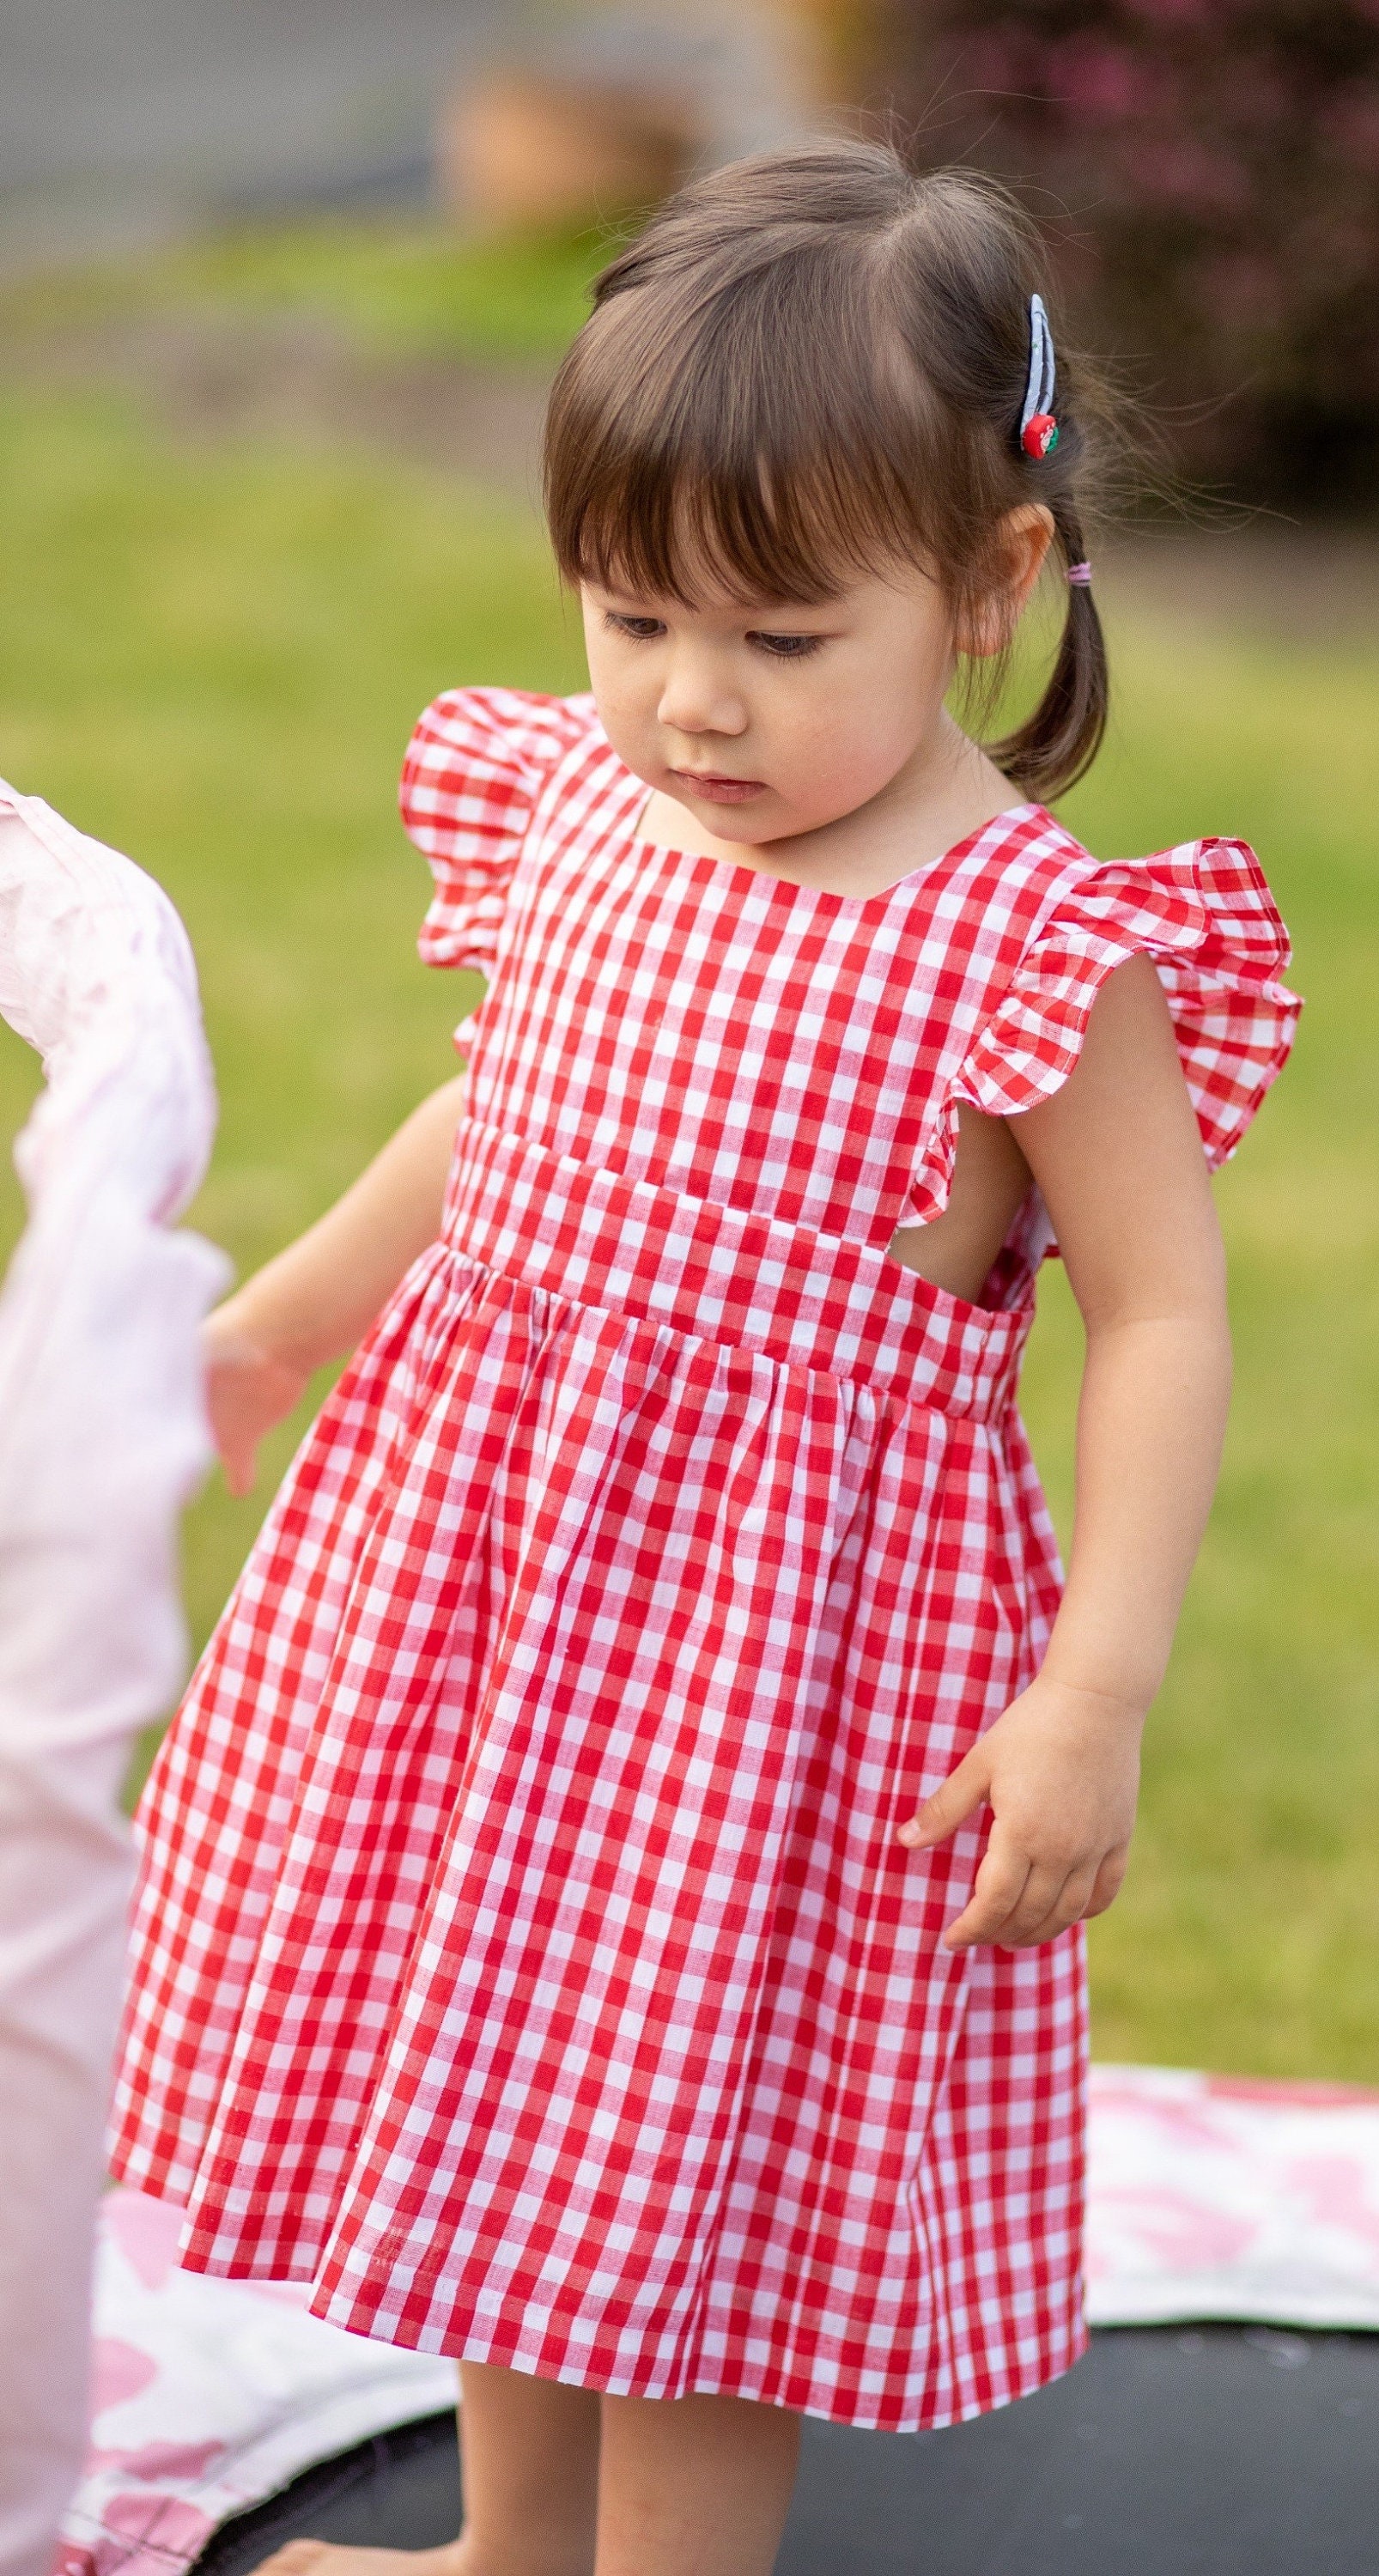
[
  {"xmin": 1085, "ymin": 2063, "xmax": 1379, "ymax": 2330},
  {"xmin": 58, "ymin": 2068, "xmax": 1379, "ymax": 2576},
  {"xmin": 58, "ymin": 2195, "xmax": 457, "ymax": 2576},
  {"xmin": 0, "ymin": 786, "xmax": 228, "ymax": 2576}
]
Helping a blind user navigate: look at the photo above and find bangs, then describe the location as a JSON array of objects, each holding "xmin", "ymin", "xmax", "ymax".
[
  {"xmin": 544, "ymin": 240, "xmax": 951, "ymax": 610},
  {"xmin": 557, "ymin": 447, "xmax": 913, "ymax": 611}
]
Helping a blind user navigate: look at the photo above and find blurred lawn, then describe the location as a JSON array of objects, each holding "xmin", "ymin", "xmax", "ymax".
[
  {"xmin": 0, "ymin": 227, "xmax": 1375, "ymax": 2084},
  {"xmin": 0, "ymin": 215, "xmax": 608, "ymax": 360}
]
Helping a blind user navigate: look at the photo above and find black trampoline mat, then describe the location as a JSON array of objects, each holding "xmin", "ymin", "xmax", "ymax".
[{"xmin": 192, "ymin": 2326, "xmax": 1379, "ymax": 2576}]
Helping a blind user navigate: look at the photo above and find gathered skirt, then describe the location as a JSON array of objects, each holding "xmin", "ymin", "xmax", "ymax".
[{"xmin": 110, "ymin": 1119, "xmax": 1088, "ymax": 2431}]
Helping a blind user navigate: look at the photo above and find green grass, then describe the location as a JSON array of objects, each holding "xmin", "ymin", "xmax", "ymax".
[
  {"xmin": 0, "ymin": 379, "xmax": 586, "ymax": 1656},
  {"xmin": 1, "ymin": 234, "xmax": 1375, "ymax": 2082},
  {"xmin": 1048, "ymin": 612, "xmax": 1379, "ymax": 2079},
  {"xmin": 0, "ymin": 216, "xmax": 609, "ymax": 360}
]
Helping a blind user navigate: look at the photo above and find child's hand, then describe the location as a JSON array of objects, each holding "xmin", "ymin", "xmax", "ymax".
[
  {"xmin": 897, "ymin": 1677, "xmax": 1143, "ymax": 1951},
  {"xmin": 202, "ymin": 1305, "xmax": 312, "ymax": 1498}
]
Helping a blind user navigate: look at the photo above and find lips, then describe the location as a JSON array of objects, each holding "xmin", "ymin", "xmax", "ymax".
[{"xmin": 670, "ymin": 770, "xmax": 766, "ymax": 805}]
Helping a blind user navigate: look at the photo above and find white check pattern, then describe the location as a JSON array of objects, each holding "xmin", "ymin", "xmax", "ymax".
[{"xmin": 110, "ymin": 691, "xmax": 1298, "ymax": 2431}]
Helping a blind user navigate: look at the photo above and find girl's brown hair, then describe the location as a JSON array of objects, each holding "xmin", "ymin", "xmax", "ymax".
[{"xmin": 544, "ymin": 138, "xmax": 1113, "ymax": 800}]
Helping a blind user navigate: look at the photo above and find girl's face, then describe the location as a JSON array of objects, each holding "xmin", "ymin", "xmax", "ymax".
[
  {"xmin": 581, "ymin": 562, "xmax": 955, "ymax": 848},
  {"xmin": 580, "ymin": 520, "xmax": 1048, "ymax": 851}
]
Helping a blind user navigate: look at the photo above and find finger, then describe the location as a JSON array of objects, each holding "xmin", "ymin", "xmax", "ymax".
[
  {"xmin": 222, "ymin": 1436, "xmax": 258, "ymax": 1499},
  {"xmin": 943, "ymin": 1837, "xmax": 1031, "ymax": 1950},
  {"xmin": 1084, "ymin": 1845, "xmax": 1131, "ymax": 1919},
  {"xmin": 898, "ymin": 1744, "xmax": 992, "ymax": 1850},
  {"xmin": 999, "ymin": 1861, "xmax": 1102, "ymax": 1948},
  {"xmin": 985, "ymin": 1861, "xmax": 1075, "ymax": 1949}
]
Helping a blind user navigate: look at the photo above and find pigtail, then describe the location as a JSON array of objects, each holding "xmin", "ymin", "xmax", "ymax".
[{"xmin": 988, "ymin": 507, "xmax": 1109, "ymax": 801}]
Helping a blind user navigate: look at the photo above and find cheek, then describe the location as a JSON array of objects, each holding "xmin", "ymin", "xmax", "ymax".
[
  {"xmin": 778, "ymin": 671, "xmax": 920, "ymax": 800},
  {"xmin": 587, "ymin": 666, "xmax": 678, "ymax": 798},
  {"xmin": 583, "ymin": 643, "xmax": 653, "ymax": 750}
]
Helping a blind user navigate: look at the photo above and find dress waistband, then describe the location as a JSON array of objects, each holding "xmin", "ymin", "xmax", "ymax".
[{"xmin": 440, "ymin": 1119, "xmax": 1030, "ymax": 1424}]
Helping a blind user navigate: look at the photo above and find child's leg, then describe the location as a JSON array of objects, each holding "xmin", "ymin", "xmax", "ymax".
[
  {"xmin": 595, "ymin": 2390, "xmax": 799, "ymax": 2576},
  {"xmin": 459, "ymin": 2364, "xmax": 600, "ymax": 2576},
  {"xmin": 254, "ymin": 2365, "xmax": 600, "ymax": 2576},
  {"xmin": 251, "ymin": 2373, "xmax": 796, "ymax": 2576}
]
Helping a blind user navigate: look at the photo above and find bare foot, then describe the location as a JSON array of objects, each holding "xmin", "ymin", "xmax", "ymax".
[{"xmin": 247, "ymin": 2543, "xmax": 468, "ymax": 2576}]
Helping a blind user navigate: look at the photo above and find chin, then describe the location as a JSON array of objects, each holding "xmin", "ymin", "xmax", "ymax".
[{"xmin": 676, "ymin": 792, "xmax": 782, "ymax": 836}]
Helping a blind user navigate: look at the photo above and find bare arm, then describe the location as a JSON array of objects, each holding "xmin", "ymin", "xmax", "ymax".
[
  {"xmin": 900, "ymin": 955, "xmax": 1232, "ymax": 1947},
  {"xmin": 205, "ymin": 1073, "xmax": 466, "ymax": 1493}
]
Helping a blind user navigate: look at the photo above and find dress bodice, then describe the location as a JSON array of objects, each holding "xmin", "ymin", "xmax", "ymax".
[{"xmin": 402, "ymin": 688, "xmax": 1298, "ymax": 1309}]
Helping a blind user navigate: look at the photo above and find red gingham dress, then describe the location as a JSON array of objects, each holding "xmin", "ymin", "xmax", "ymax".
[{"xmin": 109, "ymin": 690, "xmax": 1298, "ymax": 2431}]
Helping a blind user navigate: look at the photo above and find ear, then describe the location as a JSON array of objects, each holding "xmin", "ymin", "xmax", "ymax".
[{"xmin": 955, "ymin": 505, "xmax": 1055, "ymax": 660}]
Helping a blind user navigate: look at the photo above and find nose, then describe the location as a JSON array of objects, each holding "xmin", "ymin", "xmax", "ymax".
[{"xmin": 656, "ymin": 648, "xmax": 747, "ymax": 741}]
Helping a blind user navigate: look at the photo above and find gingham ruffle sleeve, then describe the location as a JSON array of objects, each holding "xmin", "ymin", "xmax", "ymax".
[
  {"xmin": 402, "ymin": 687, "xmax": 597, "ymax": 975},
  {"xmin": 956, "ymin": 837, "xmax": 1301, "ymax": 1167}
]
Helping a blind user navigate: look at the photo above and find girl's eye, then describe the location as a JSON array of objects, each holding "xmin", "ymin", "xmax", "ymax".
[
  {"xmin": 748, "ymin": 631, "xmax": 824, "ymax": 659},
  {"xmin": 607, "ymin": 614, "xmax": 666, "ymax": 641}
]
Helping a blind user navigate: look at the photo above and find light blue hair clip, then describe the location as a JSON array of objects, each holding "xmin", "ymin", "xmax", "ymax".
[{"xmin": 1019, "ymin": 294, "xmax": 1059, "ymax": 459}]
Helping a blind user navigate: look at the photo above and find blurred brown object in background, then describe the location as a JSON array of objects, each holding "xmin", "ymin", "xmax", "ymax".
[
  {"xmin": 781, "ymin": 0, "xmax": 888, "ymax": 99},
  {"xmin": 440, "ymin": 70, "xmax": 700, "ymax": 230},
  {"xmin": 440, "ymin": 1, "xmax": 857, "ymax": 232}
]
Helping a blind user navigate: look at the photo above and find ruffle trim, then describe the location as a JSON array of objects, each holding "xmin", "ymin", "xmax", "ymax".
[
  {"xmin": 908, "ymin": 837, "xmax": 1298, "ymax": 1238},
  {"xmin": 401, "ymin": 687, "xmax": 597, "ymax": 975}
]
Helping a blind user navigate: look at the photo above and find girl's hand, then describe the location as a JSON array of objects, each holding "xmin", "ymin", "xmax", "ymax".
[
  {"xmin": 897, "ymin": 1676, "xmax": 1144, "ymax": 1950},
  {"xmin": 191, "ymin": 1072, "xmax": 465, "ymax": 1499},
  {"xmin": 202, "ymin": 1304, "xmax": 313, "ymax": 1498}
]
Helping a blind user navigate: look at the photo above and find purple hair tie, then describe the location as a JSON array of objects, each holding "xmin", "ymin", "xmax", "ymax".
[{"xmin": 1066, "ymin": 561, "xmax": 1093, "ymax": 586}]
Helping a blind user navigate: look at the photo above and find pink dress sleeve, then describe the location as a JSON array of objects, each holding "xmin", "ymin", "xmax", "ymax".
[
  {"xmin": 956, "ymin": 837, "xmax": 1300, "ymax": 1167},
  {"xmin": 400, "ymin": 687, "xmax": 598, "ymax": 975}
]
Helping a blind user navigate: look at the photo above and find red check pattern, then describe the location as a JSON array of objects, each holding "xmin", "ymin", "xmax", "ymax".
[{"xmin": 109, "ymin": 691, "xmax": 1298, "ymax": 2430}]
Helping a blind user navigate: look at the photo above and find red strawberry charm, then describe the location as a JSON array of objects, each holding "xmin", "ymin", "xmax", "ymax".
[
  {"xmin": 1020, "ymin": 412, "xmax": 1061, "ymax": 459},
  {"xmin": 1021, "ymin": 412, "xmax": 1059, "ymax": 459}
]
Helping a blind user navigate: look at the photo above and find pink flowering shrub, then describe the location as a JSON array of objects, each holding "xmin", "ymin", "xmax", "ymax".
[{"xmin": 884, "ymin": 1, "xmax": 1379, "ymax": 502}]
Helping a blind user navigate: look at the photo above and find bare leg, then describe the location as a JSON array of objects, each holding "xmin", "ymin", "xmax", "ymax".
[
  {"xmin": 457, "ymin": 2364, "xmax": 600, "ymax": 2576},
  {"xmin": 247, "ymin": 2372, "xmax": 794, "ymax": 2576},
  {"xmin": 251, "ymin": 2365, "xmax": 601, "ymax": 2576},
  {"xmin": 595, "ymin": 2391, "xmax": 800, "ymax": 2576}
]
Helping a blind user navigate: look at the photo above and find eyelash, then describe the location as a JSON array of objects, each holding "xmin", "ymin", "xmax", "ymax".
[
  {"xmin": 751, "ymin": 631, "xmax": 823, "ymax": 660},
  {"xmin": 604, "ymin": 615, "xmax": 824, "ymax": 661}
]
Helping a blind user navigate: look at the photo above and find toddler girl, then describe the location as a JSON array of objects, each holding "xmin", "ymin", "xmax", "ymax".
[{"xmin": 109, "ymin": 141, "xmax": 1298, "ymax": 2576}]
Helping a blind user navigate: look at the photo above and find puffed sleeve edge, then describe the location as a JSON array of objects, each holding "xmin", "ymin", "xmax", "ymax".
[
  {"xmin": 952, "ymin": 837, "xmax": 1302, "ymax": 1172},
  {"xmin": 400, "ymin": 686, "xmax": 595, "ymax": 973}
]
